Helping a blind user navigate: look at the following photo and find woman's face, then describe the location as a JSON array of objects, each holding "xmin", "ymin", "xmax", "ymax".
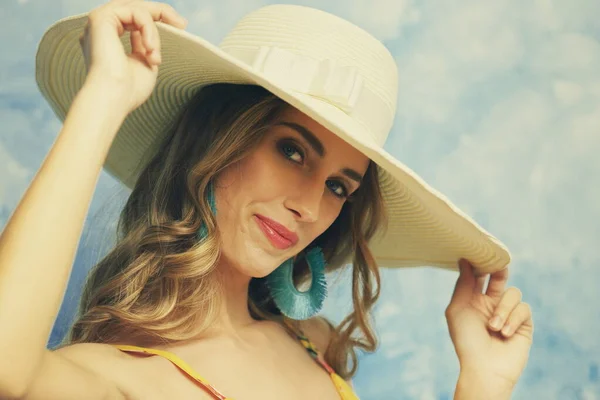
[{"xmin": 214, "ymin": 106, "xmax": 370, "ymax": 277}]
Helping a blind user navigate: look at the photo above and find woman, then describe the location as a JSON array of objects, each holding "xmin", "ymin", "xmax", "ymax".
[{"xmin": 0, "ymin": 1, "xmax": 534, "ymax": 399}]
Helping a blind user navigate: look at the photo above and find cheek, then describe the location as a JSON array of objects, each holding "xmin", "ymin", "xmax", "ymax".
[
  {"xmin": 214, "ymin": 149, "xmax": 283, "ymax": 201},
  {"xmin": 210, "ymin": 152, "xmax": 297, "ymax": 275},
  {"xmin": 213, "ymin": 148, "xmax": 343, "ymax": 256},
  {"xmin": 213, "ymin": 160, "xmax": 258, "ymax": 230},
  {"xmin": 222, "ymin": 151, "xmax": 299, "ymax": 202}
]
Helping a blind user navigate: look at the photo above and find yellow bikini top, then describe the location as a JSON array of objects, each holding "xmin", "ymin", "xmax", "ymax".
[{"xmin": 113, "ymin": 321, "xmax": 359, "ymax": 400}]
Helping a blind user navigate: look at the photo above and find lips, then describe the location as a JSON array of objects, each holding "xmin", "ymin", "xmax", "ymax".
[{"xmin": 254, "ymin": 214, "xmax": 299, "ymax": 250}]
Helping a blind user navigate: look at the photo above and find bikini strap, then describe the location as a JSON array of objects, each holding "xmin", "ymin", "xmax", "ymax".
[
  {"xmin": 113, "ymin": 344, "xmax": 233, "ymax": 400},
  {"xmin": 114, "ymin": 333, "xmax": 359, "ymax": 400},
  {"xmin": 281, "ymin": 319, "xmax": 360, "ymax": 399},
  {"xmin": 281, "ymin": 318, "xmax": 336, "ymax": 375}
]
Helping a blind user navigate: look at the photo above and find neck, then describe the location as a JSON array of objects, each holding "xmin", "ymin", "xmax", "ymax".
[{"xmin": 205, "ymin": 258, "xmax": 258, "ymax": 336}]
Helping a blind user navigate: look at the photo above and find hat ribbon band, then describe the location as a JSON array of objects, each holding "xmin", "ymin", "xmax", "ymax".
[{"xmin": 223, "ymin": 46, "xmax": 392, "ymax": 146}]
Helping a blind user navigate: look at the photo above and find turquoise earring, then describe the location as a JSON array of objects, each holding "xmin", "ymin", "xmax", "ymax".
[
  {"xmin": 266, "ymin": 247, "xmax": 328, "ymax": 320},
  {"xmin": 197, "ymin": 183, "xmax": 216, "ymax": 240}
]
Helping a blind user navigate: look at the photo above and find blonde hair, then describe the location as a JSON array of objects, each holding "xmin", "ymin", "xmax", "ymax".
[{"xmin": 62, "ymin": 83, "xmax": 387, "ymax": 379}]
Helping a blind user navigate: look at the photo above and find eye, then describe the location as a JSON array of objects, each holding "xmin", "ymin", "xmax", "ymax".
[
  {"xmin": 278, "ymin": 139, "xmax": 349, "ymax": 199},
  {"xmin": 326, "ymin": 179, "xmax": 349, "ymax": 198},
  {"xmin": 279, "ymin": 140, "xmax": 304, "ymax": 164}
]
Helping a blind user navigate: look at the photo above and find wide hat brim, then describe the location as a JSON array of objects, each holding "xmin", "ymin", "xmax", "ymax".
[{"xmin": 35, "ymin": 12, "xmax": 511, "ymax": 274}]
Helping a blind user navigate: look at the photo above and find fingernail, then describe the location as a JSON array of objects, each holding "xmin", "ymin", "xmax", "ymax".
[
  {"xmin": 502, "ymin": 324, "xmax": 512, "ymax": 336},
  {"xmin": 490, "ymin": 316, "xmax": 502, "ymax": 330}
]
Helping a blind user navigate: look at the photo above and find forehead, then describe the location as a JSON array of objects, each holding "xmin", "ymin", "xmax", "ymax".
[{"xmin": 276, "ymin": 106, "xmax": 370, "ymax": 173}]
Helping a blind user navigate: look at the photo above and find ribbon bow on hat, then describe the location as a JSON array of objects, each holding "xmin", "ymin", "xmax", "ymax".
[
  {"xmin": 225, "ymin": 44, "xmax": 391, "ymax": 145},
  {"xmin": 251, "ymin": 46, "xmax": 364, "ymax": 114}
]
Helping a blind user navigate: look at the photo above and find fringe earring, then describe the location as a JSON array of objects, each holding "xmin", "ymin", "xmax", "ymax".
[
  {"xmin": 266, "ymin": 246, "xmax": 328, "ymax": 320},
  {"xmin": 197, "ymin": 182, "xmax": 216, "ymax": 241}
]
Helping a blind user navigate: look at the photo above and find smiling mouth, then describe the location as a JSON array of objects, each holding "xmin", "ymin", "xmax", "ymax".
[{"xmin": 254, "ymin": 214, "xmax": 298, "ymax": 250}]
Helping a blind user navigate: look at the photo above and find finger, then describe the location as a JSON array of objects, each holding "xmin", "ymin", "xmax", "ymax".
[
  {"xmin": 114, "ymin": 5, "xmax": 161, "ymax": 64},
  {"xmin": 499, "ymin": 302, "xmax": 532, "ymax": 337},
  {"xmin": 488, "ymin": 287, "xmax": 523, "ymax": 331},
  {"xmin": 132, "ymin": 6, "xmax": 161, "ymax": 64},
  {"xmin": 485, "ymin": 267, "xmax": 509, "ymax": 298},
  {"xmin": 132, "ymin": 6, "xmax": 158, "ymax": 52},
  {"xmin": 129, "ymin": 30, "xmax": 146, "ymax": 57},
  {"xmin": 449, "ymin": 259, "xmax": 476, "ymax": 306},
  {"xmin": 474, "ymin": 274, "xmax": 487, "ymax": 294},
  {"xmin": 141, "ymin": 1, "xmax": 188, "ymax": 28},
  {"xmin": 79, "ymin": 32, "xmax": 88, "ymax": 70},
  {"xmin": 118, "ymin": 2, "xmax": 188, "ymax": 61}
]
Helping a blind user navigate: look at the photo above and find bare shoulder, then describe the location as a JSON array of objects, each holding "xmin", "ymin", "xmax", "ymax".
[
  {"xmin": 53, "ymin": 342, "xmax": 142, "ymax": 387},
  {"xmin": 50, "ymin": 342, "xmax": 165, "ymax": 398},
  {"xmin": 54, "ymin": 341, "xmax": 125, "ymax": 355},
  {"xmin": 53, "ymin": 342, "xmax": 131, "ymax": 364},
  {"xmin": 299, "ymin": 316, "xmax": 335, "ymax": 353},
  {"xmin": 14, "ymin": 343, "xmax": 132, "ymax": 400},
  {"xmin": 298, "ymin": 317, "xmax": 354, "ymax": 387},
  {"xmin": 52, "ymin": 342, "xmax": 133, "ymax": 384}
]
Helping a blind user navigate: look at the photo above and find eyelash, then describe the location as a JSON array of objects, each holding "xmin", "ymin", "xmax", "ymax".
[{"xmin": 278, "ymin": 140, "xmax": 350, "ymax": 199}]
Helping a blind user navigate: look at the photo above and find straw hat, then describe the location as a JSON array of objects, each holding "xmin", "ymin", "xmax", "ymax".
[{"xmin": 35, "ymin": 4, "xmax": 510, "ymax": 273}]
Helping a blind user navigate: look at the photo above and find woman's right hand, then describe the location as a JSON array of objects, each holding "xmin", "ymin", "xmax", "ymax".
[{"xmin": 79, "ymin": 0, "xmax": 188, "ymax": 114}]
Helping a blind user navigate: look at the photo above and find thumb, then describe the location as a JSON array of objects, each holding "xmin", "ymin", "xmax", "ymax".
[{"xmin": 449, "ymin": 259, "xmax": 476, "ymax": 306}]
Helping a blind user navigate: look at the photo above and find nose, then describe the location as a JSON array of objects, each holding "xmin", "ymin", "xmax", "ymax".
[{"xmin": 284, "ymin": 178, "xmax": 323, "ymax": 223}]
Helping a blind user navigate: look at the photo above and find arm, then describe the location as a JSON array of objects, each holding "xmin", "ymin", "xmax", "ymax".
[
  {"xmin": 454, "ymin": 370, "xmax": 514, "ymax": 400},
  {"xmin": 21, "ymin": 344, "xmax": 129, "ymax": 400},
  {"xmin": 0, "ymin": 1, "xmax": 188, "ymax": 396},
  {"xmin": 0, "ymin": 81, "xmax": 128, "ymax": 399}
]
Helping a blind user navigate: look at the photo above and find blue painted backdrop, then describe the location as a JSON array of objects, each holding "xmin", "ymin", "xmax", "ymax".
[{"xmin": 1, "ymin": 0, "xmax": 598, "ymax": 398}]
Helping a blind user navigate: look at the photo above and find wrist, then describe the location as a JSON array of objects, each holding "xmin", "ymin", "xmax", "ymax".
[
  {"xmin": 454, "ymin": 370, "xmax": 515, "ymax": 400},
  {"xmin": 63, "ymin": 80, "xmax": 130, "ymax": 156},
  {"xmin": 79, "ymin": 75, "xmax": 132, "ymax": 119}
]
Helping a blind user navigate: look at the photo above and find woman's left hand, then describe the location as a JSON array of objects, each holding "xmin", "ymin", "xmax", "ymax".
[{"xmin": 445, "ymin": 259, "xmax": 534, "ymax": 390}]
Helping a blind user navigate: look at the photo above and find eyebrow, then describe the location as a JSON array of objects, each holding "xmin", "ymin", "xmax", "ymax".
[{"xmin": 276, "ymin": 121, "xmax": 364, "ymax": 184}]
